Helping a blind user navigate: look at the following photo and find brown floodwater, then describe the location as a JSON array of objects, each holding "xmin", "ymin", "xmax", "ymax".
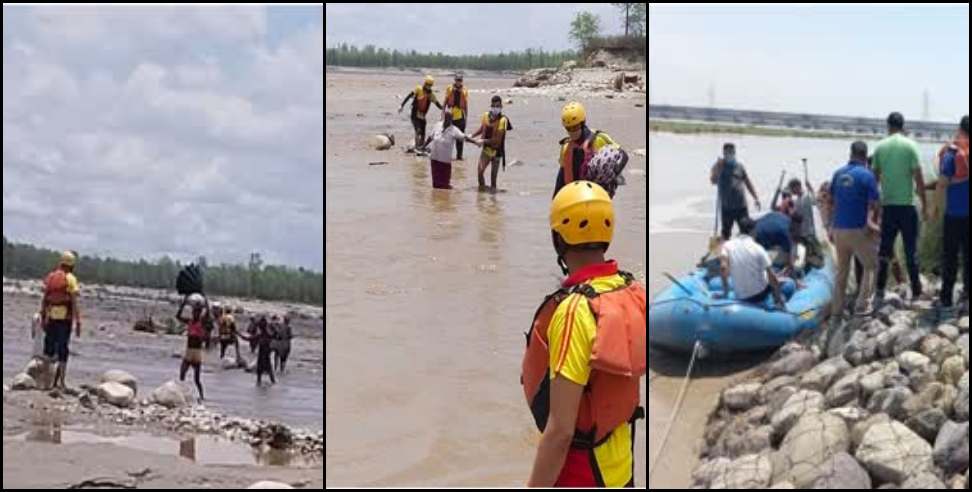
[{"xmin": 325, "ymin": 68, "xmax": 646, "ymax": 486}]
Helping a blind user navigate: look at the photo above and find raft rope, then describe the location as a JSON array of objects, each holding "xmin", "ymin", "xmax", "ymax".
[
  {"xmin": 649, "ymin": 295, "xmax": 818, "ymax": 320},
  {"xmin": 647, "ymin": 339, "xmax": 702, "ymax": 487}
]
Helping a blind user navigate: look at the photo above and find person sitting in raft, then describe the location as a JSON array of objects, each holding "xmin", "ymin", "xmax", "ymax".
[{"xmin": 718, "ymin": 217, "xmax": 786, "ymax": 309}]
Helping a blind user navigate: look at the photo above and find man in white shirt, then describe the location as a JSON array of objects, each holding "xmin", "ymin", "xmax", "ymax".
[{"xmin": 719, "ymin": 217, "xmax": 786, "ymax": 308}]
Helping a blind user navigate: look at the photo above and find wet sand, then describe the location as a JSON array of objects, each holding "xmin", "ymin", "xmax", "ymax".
[{"xmin": 326, "ymin": 68, "xmax": 646, "ymax": 486}]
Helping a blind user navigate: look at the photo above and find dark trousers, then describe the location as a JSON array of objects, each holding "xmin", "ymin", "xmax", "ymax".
[
  {"xmin": 431, "ymin": 160, "xmax": 452, "ymax": 189},
  {"xmin": 876, "ymin": 205, "xmax": 921, "ymax": 297},
  {"xmin": 411, "ymin": 116, "xmax": 427, "ymax": 148},
  {"xmin": 941, "ymin": 215, "xmax": 970, "ymax": 306},
  {"xmin": 453, "ymin": 117, "xmax": 466, "ymax": 159},
  {"xmin": 721, "ymin": 206, "xmax": 750, "ymax": 240}
]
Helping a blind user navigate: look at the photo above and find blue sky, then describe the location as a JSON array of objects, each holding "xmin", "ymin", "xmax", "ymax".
[{"xmin": 649, "ymin": 4, "xmax": 969, "ymax": 121}]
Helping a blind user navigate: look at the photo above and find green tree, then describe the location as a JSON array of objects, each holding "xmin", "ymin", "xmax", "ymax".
[{"xmin": 569, "ymin": 11, "xmax": 601, "ymax": 51}]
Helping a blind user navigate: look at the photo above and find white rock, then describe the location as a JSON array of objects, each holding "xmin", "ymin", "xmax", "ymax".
[
  {"xmin": 897, "ymin": 350, "xmax": 930, "ymax": 374},
  {"xmin": 723, "ymin": 383, "xmax": 762, "ymax": 412},
  {"xmin": 710, "ymin": 454, "xmax": 772, "ymax": 489},
  {"xmin": 100, "ymin": 370, "xmax": 138, "ymax": 395},
  {"xmin": 11, "ymin": 373, "xmax": 36, "ymax": 390},
  {"xmin": 856, "ymin": 421, "xmax": 933, "ymax": 483},
  {"xmin": 97, "ymin": 382, "xmax": 135, "ymax": 408},
  {"xmin": 151, "ymin": 380, "xmax": 192, "ymax": 409}
]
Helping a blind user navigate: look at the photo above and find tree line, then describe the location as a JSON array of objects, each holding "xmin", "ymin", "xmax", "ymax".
[
  {"xmin": 2, "ymin": 236, "xmax": 323, "ymax": 307},
  {"xmin": 326, "ymin": 44, "xmax": 577, "ymax": 71}
]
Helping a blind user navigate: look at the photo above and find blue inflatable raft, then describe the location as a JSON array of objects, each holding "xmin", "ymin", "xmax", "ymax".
[{"xmin": 648, "ymin": 256, "xmax": 835, "ymax": 354}]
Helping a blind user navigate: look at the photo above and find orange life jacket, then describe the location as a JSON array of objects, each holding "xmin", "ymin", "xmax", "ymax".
[
  {"xmin": 559, "ymin": 130, "xmax": 602, "ymax": 185},
  {"xmin": 44, "ymin": 270, "xmax": 73, "ymax": 307},
  {"xmin": 521, "ymin": 271, "xmax": 647, "ymax": 448},
  {"xmin": 414, "ymin": 86, "xmax": 432, "ymax": 116},
  {"xmin": 939, "ymin": 136, "xmax": 970, "ymax": 184},
  {"xmin": 480, "ymin": 112, "xmax": 509, "ymax": 158},
  {"xmin": 445, "ymin": 84, "xmax": 468, "ymax": 119}
]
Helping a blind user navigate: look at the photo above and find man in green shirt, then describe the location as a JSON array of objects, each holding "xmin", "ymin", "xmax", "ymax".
[{"xmin": 872, "ymin": 112, "xmax": 928, "ymax": 303}]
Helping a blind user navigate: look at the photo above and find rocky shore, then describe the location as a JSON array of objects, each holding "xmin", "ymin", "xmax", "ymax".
[{"xmin": 690, "ymin": 287, "xmax": 969, "ymax": 489}]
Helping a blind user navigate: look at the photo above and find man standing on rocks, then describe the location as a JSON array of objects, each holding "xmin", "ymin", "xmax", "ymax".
[
  {"xmin": 829, "ymin": 141, "xmax": 881, "ymax": 322},
  {"xmin": 872, "ymin": 112, "xmax": 928, "ymax": 303},
  {"xmin": 937, "ymin": 115, "xmax": 970, "ymax": 313},
  {"xmin": 40, "ymin": 250, "xmax": 82, "ymax": 390}
]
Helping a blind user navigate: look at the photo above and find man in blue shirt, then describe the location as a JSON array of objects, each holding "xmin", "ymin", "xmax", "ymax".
[
  {"xmin": 829, "ymin": 141, "xmax": 881, "ymax": 321},
  {"xmin": 753, "ymin": 211, "xmax": 803, "ymax": 275},
  {"xmin": 938, "ymin": 115, "xmax": 969, "ymax": 310}
]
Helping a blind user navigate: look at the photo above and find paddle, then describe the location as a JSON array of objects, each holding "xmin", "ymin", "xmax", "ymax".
[{"xmin": 769, "ymin": 169, "xmax": 787, "ymax": 212}]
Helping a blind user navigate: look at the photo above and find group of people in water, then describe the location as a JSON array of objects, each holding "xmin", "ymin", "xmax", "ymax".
[
  {"xmin": 399, "ymin": 73, "xmax": 632, "ymax": 198},
  {"xmin": 711, "ymin": 112, "xmax": 969, "ymax": 323},
  {"xmin": 399, "ymin": 73, "xmax": 649, "ymax": 487},
  {"xmin": 176, "ymin": 293, "xmax": 295, "ymax": 400},
  {"xmin": 33, "ymin": 250, "xmax": 297, "ymax": 403}
]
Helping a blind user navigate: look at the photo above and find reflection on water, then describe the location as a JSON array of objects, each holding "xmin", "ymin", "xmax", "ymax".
[{"xmin": 18, "ymin": 425, "xmax": 320, "ymax": 468}]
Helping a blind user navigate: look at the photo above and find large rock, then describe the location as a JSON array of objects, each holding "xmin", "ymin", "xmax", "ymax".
[
  {"xmin": 900, "ymin": 471, "xmax": 947, "ymax": 489},
  {"xmin": 932, "ymin": 420, "xmax": 969, "ymax": 474},
  {"xmin": 150, "ymin": 380, "xmax": 192, "ymax": 408},
  {"xmin": 801, "ymin": 357, "xmax": 852, "ymax": 393},
  {"xmin": 955, "ymin": 372, "xmax": 969, "ymax": 421},
  {"xmin": 723, "ymin": 383, "xmax": 763, "ymax": 412},
  {"xmin": 876, "ymin": 323, "xmax": 909, "ymax": 358},
  {"xmin": 370, "ymin": 133, "xmax": 394, "ymax": 151},
  {"xmin": 866, "ymin": 386, "xmax": 913, "ymax": 420},
  {"xmin": 24, "ymin": 357, "xmax": 54, "ymax": 390},
  {"xmin": 827, "ymin": 406, "xmax": 870, "ymax": 427},
  {"xmin": 897, "ymin": 351, "xmax": 930, "ymax": 374},
  {"xmin": 855, "ymin": 421, "xmax": 933, "ymax": 484},
  {"xmin": 771, "ymin": 390, "xmax": 825, "ymax": 440},
  {"xmin": 11, "ymin": 373, "xmax": 36, "ymax": 391},
  {"xmin": 759, "ymin": 376, "xmax": 797, "ymax": 405},
  {"xmin": 772, "ymin": 412, "xmax": 849, "ymax": 488},
  {"xmin": 720, "ymin": 425, "xmax": 772, "ymax": 459},
  {"xmin": 936, "ymin": 323, "xmax": 961, "ymax": 341},
  {"xmin": 904, "ymin": 408, "xmax": 948, "ymax": 443},
  {"xmin": 100, "ymin": 370, "xmax": 138, "ymax": 396},
  {"xmin": 710, "ymin": 453, "xmax": 773, "ymax": 489},
  {"xmin": 921, "ymin": 334, "xmax": 961, "ymax": 365},
  {"xmin": 851, "ymin": 413, "xmax": 892, "ymax": 453},
  {"xmin": 692, "ymin": 457, "xmax": 731, "ymax": 488},
  {"xmin": 894, "ymin": 329, "xmax": 927, "ymax": 356},
  {"xmin": 766, "ymin": 349, "xmax": 818, "ymax": 379},
  {"xmin": 902, "ymin": 382, "xmax": 957, "ymax": 419},
  {"xmin": 98, "ymin": 382, "xmax": 135, "ymax": 408},
  {"xmin": 811, "ymin": 451, "xmax": 872, "ymax": 489},
  {"xmin": 859, "ymin": 370, "xmax": 886, "ymax": 400},
  {"xmin": 826, "ymin": 372, "xmax": 862, "ymax": 408},
  {"xmin": 940, "ymin": 354, "xmax": 966, "ymax": 386},
  {"xmin": 97, "ymin": 382, "xmax": 135, "ymax": 408}
]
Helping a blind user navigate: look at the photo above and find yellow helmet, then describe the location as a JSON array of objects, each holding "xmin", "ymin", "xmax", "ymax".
[
  {"xmin": 59, "ymin": 250, "xmax": 77, "ymax": 267},
  {"xmin": 561, "ymin": 101, "xmax": 586, "ymax": 128},
  {"xmin": 424, "ymin": 75, "xmax": 434, "ymax": 86},
  {"xmin": 550, "ymin": 181, "xmax": 614, "ymax": 246}
]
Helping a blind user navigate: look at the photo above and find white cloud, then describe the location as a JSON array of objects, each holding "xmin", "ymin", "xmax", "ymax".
[{"xmin": 3, "ymin": 5, "xmax": 323, "ymax": 271}]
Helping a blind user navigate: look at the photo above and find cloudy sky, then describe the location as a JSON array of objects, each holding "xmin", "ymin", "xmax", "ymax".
[
  {"xmin": 325, "ymin": 3, "xmax": 633, "ymax": 54},
  {"xmin": 649, "ymin": 4, "xmax": 969, "ymax": 121},
  {"xmin": 3, "ymin": 5, "xmax": 323, "ymax": 271}
]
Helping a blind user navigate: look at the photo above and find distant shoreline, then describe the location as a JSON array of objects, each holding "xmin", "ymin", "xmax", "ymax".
[{"xmin": 649, "ymin": 119, "xmax": 947, "ymax": 143}]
